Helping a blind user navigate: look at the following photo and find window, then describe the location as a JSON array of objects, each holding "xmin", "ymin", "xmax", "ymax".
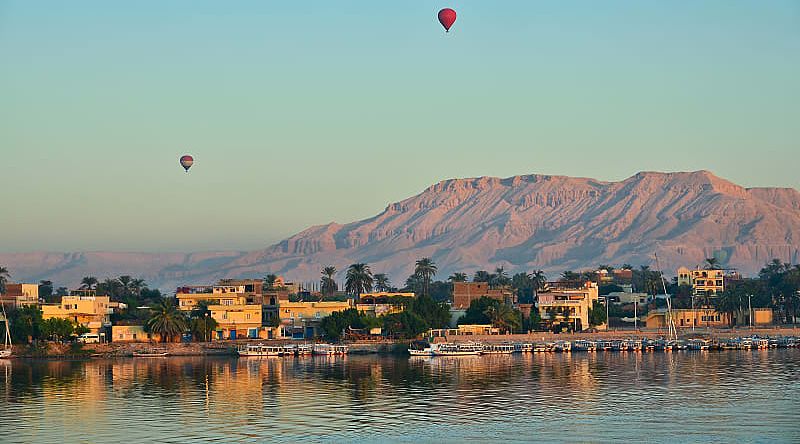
[
  {"xmin": 246, "ymin": 313, "xmax": 251, "ymax": 320},
  {"xmin": 119, "ymin": 334, "xmax": 124, "ymax": 339},
  {"xmin": 132, "ymin": 334, "xmax": 137, "ymax": 340}
]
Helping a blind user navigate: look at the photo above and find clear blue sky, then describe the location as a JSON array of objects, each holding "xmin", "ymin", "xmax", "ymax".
[{"xmin": 1, "ymin": 1, "xmax": 798, "ymax": 253}]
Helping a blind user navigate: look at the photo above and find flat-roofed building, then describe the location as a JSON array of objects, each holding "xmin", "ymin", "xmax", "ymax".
[
  {"xmin": 210, "ymin": 303, "xmax": 263, "ymax": 340},
  {"xmin": 176, "ymin": 279, "xmax": 263, "ymax": 310},
  {"xmin": 452, "ymin": 282, "xmax": 514, "ymax": 309},
  {"xmin": 41, "ymin": 290, "xmax": 111, "ymax": 334},
  {"xmin": 646, "ymin": 307, "xmax": 773, "ymax": 329},
  {"xmin": 278, "ymin": 300, "xmax": 353, "ymax": 339},
  {"xmin": 0, "ymin": 283, "xmax": 39, "ymax": 308},
  {"xmin": 536, "ymin": 281, "xmax": 600, "ymax": 332},
  {"xmin": 112, "ymin": 325, "xmax": 162, "ymax": 342},
  {"xmin": 690, "ymin": 269, "xmax": 724, "ymax": 297}
]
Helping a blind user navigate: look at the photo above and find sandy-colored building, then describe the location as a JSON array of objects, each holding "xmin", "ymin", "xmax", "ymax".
[
  {"xmin": 677, "ymin": 267, "xmax": 692, "ymax": 287},
  {"xmin": 210, "ymin": 304, "xmax": 263, "ymax": 340},
  {"xmin": 690, "ymin": 269, "xmax": 725, "ymax": 296},
  {"xmin": 646, "ymin": 307, "xmax": 773, "ymax": 329},
  {"xmin": 279, "ymin": 300, "xmax": 353, "ymax": 339},
  {"xmin": 0, "ymin": 283, "xmax": 39, "ymax": 308},
  {"xmin": 176, "ymin": 279, "xmax": 263, "ymax": 310},
  {"xmin": 112, "ymin": 325, "xmax": 162, "ymax": 342},
  {"xmin": 358, "ymin": 292, "xmax": 415, "ymax": 304},
  {"xmin": 41, "ymin": 291, "xmax": 111, "ymax": 334},
  {"xmin": 452, "ymin": 282, "xmax": 514, "ymax": 309},
  {"xmin": 536, "ymin": 281, "xmax": 600, "ymax": 332}
]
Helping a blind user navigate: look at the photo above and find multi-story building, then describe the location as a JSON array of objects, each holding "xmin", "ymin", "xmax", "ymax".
[
  {"xmin": 536, "ymin": 281, "xmax": 600, "ymax": 332},
  {"xmin": 210, "ymin": 303, "xmax": 263, "ymax": 340},
  {"xmin": 645, "ymin": 307, "xmax": 773, "ymax": 329},
  {"xmin": 41, "ymin": 290, "xmax": 112, "ymax": 334},
  {"xmin": 690, "ymin": 268, "xmax": 724, "ymax": 297},
  {"xmin": 452, "ymin": 282, "xmax": 514, "ymax": 309},
  {"xmin": 278, "ymin": 300, "xmax": 353, "ymax": 339},
  {"xmin": 175, "ymin": 279, "xmax": 263, "ymax": 310},
  {"xmin": 676, "ymin": 267, "xmax": 692, "ymax": 287},
  {"xmin": 0, "ymin": 283, "xmax": 39, "ymax": 308}
]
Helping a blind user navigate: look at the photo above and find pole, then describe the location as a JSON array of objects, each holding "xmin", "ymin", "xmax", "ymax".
[
  {"xmin": 634, "ymin": 299, "xmax": 638, "ymax": 331},
  {"xmin": 748, "ymin": 294, "xmax": 752, "ymax": 330},
  {"xmin": 606, "ymin": 296, "xmax": 610, "ymax": 332},
  {"xmin": 691, "ymin": 295, "xmax": 695, "ymax": 332}
]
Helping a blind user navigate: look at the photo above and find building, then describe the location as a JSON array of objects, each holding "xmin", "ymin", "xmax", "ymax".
[
  {"xmin": 0, "ymin": 283, "xmax": 39, "ymax": 308},
  {"xmin": 677, "ymin": 267, "xmax": 692, "ymax": 287},
  {"xmin": 112, "ymin": 325, "xmax": 162, "ymax": 342},
  {"xmin": 41, "ymin": 291, "xmax": 112, "ymax": 335},
  {"xmin": 176, "ymin": 279, "xmax": 263, "ymax": 310},
  {"xmin": 429, "ymin": 324, "xmax": 500, "ymax": 338},
  {"xmin": 278, "ymin": 300, "xmax": 353, "ymax": 339},
  {"xmin": 355, "ymin": 292, "xmax": 414, "ymax": 317},
  {"xmin": 646, "ymin": 307, "xmax": 773, "ymax": 329},
  {"xmin": 210, "ymin": 303, "xmax": 263, "ymax": 340},
  {"xmin": 452, "ymin": 282, "xmax": 514, "ymax": 309},
  {"xmin": 606, "ymin": 292, "xmax": 651, "ymax": 305},
  {"xmin": 688, "ymin": 268, "xmax": 725, "ymax": 296},
  {"xmin": 358, "ymin": 292, "xmax": 415, "ymax": 304},
  {"xmin": 536, "ymin": 281, "xmax": 601, "ymax": 332}
]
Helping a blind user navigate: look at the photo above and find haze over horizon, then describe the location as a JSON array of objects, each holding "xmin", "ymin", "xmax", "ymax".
[{"xmin": 2, "ymin": 1, "xmax": 798, "ymax": 253}]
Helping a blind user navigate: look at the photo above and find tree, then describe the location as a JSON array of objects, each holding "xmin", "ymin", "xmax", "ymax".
[
  {"xmin": 410, "ymin": 293, "xmax": 450, "ymax": 329},
  {"xmin": 374, "ymin": 274, "xmax": 391, "ymax": 292},
  {"xmin": 483, "ymin": 304, "xmax": 520, "ymax": 333},
  {"xmin": 40, "ymin": 318, "xmax": 75, "ymax": 342},
  {"xmin": 621, "ymin": 264, "xmax": 633, "ymax": 270},
  {"xmin": 80, "ymin": 276, "xmax": 98, "ymax": 290},
  {"xmin": 320, "ymin": 266, "xmax": 338, "ymax": 300},
  {"xmin": 458, "ymin": 296, "xmax": 501, "ymax": 325},
  {"xmin": 588, "ymin": 300, "xmax": 608, "ymax": 327},
  {"xmin": 189, "ymin": 317, "xmax": 218, "ymax": 342},
  {"xmin": 383, "ymin": 311, "xmax": 428, "ymax": 339},
  {"xmin": 491, "ymin": 267, "xmax": 510, "ymax": 288},
  {"xmin": 39, "ymin": 280, "xmax": 55, "ymax": 303},
  {"xmin": 512, "ymin": 272, "xmax": 534, "ymax": 303},
  {"xmin": 560, "ymin": 270, "xmax": 580, "ymax": 281},
  {"xmin": 531, "ymin": 270, "xmax": 547, "ymax": 292},
  {"xmin": 704, "ymin": 257, "xmax": 721, "ymax": 270},
  {"xmin": 448, "ymin": 273, "xmax": 468, "ymax": 282},
  {"xmin": 345, "ymin": 263, "xmax": 373, "ymax": 298},
  {"xmin": 146, "ymin": 299, "xmax": 187, "ymax": 343},
  {"xmin": 0, "ymin": 266, "xmax": 10, "ymax": 294},
  {"xmin": 7, "ymin": 305, "xmax": 43, "ymax": 343},
  {"xmin": 529, "ymin": 309, "xmax": 543, "ymax": 331},
  {"xmin": 414, "ymin": 258, "xmax": 438, "ymax": 297},
  {"xmin": 320, "ymin": 308, "xmax": 366, "ymax": 340},
  {"xmin": 264, "ymin": 274, "xmax": 278, "ymax": 291},
  {"xmin": 473, "ymin": 270, "xmax": 492, "ymax": 283},
  {"xmin": 715, "ymin": 289, "xmax": 742, "ymax": 327}
]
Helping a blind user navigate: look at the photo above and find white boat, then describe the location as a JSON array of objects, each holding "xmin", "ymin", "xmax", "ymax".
[
  {"xmin": 313, "ymin": 344, "xmax": 349, "ymax": 355},
  {"xmin": 572, "ymin": 340, "xmax": 596, "ymax": 352},
  {"xmin": 133, "ymin": 349, "xmax": 169, "ymax": 358},
  {"xmin": 238, "ymin": 344, "xmax": 286, "ymax": 357},
  {"xmin": 554, "ymin": 340, "xmax": 572, "ymax": 352},
  {"xmin": 514, "ymin": 343, "xmax": 533, "ymax": 353},
  {"xmin": 0, "ymin": 301, "xmax": 11, "ymax": 358},
  {"xmin": 429, "ymin": 342, "xmax": 481, "ymax": 356},
  {"xmin": 480, "ymin": 343, "xmax": 514, "ymax": 354},
  {"xmin": 295, "ymin": 344, "xmax": 313, "ymax": 355},
  {"xmin": 688, "ymin": 339, "xmax": 711, "ymax": 351},
  {"xmin": 408, "ymin": 347, "xmax": 432, "ymax": 356}
]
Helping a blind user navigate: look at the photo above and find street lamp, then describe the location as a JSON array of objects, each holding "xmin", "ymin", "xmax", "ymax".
[{"xmin": 748, "ymin": 294, "xmax": 752, "ymax": 330}]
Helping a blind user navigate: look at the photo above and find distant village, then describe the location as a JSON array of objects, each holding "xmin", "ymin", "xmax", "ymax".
[{"xmin": 0, "ymin": 257, "xmax": 798, "ymax": 346}]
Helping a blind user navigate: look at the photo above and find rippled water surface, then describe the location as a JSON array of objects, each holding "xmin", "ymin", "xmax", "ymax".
[{"xmin": 1, "ymin": 350, "xmax": 798, "ymax": 443}]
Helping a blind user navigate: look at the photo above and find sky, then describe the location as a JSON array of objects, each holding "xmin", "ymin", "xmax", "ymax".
[{"xmin": 1, "ymin": 1, "xmax": 798, "ymax": 253}]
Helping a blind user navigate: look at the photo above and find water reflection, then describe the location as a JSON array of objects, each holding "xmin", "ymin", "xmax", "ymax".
[{"xmin": 0, "ymin": 351, "xmax": 798, "ymax": 443}]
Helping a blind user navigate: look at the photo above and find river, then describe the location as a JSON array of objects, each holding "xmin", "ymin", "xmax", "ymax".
[{"xmin": 0, "ymin": 350, "xmax": 798, "ymax": 443}]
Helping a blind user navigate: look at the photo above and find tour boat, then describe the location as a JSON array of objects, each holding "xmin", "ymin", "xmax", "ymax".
[
  {"xmin": 572, "ymin": 340, "xmax": 596, "ymax": 352},
  {"xmin": 688, "ymin": 339, "xmax": 711, "ymax": 351},
  {"xmin": 480, "ymin": 343, "xmax": 514, "ymax": 354},
  {"xmin": 313, "ymin": 344, "xmax": 349, "ymax": 356},
  {"xmin": 533, "ymin": 342, "xmax": 548, "ymax": 353},
  {"xmin": 295, "ymin": 344, "xmax": 313, "ymax": 356},
  {"xmin": 554, "ymin": 340, "xmax": 572, "ymax": 352},
  {"xmin": 738, "ymin": 338, "xmax": 753, "ymax": 350},
  {"xmin": 408, "ymin": 341, "xmax": 433, "ymax": 356},
  {"xmin": 429, "ymin": 342, "xmax": 481, "ymax": 356},
  {"xmin": 514, "ymin": 343, "xmax": 533, "ymax": 353},
  {"xmin": 0, "ymin": 303, "xmax": 11, "ymax": 359},
  {"xmin": 238, "ymin": 344, "xmax": 286, "ymax": 357},
  {"xmin": 597, "ymin": 340, "xmax": 613, "ymax": 351},
  {"xmin": 754, "ymin": 338, "xmax": 770, "ymax": 349}
]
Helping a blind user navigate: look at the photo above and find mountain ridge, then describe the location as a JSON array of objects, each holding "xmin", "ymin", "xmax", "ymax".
[{"xmin": 2, "ymin": 170, "xmax": 799, "ymax": 290}]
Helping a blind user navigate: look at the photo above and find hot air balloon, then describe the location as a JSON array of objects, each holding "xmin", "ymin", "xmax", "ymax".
[
  {"xmin": 180, "ymin": 155, "xmax": 194, "ymax": 173},
  {"xmin": 438, "ymin": 8, "xmax": 457, "ymax": 33}
]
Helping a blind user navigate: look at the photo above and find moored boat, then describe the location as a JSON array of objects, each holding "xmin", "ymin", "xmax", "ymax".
[
  {"xmin": 572, "ymin": 340, "xmax": 596, "ymax": 352},
  {"xmin": 238, "ymin": 344, "xmax": 286, "ymax": 357},
  {"xmin": 429, "ymin": 342, "xmax": 481, "ymax": 356},
  {"xmin": 313, "ymin": 343, "xmax": 349, "ymax": 356},
  {"xmin": 480, "ymin": 343, "xmax": 514, "ymax": 354}
]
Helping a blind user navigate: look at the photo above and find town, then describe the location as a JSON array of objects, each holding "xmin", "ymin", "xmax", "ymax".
[{"xmin": 1, "ymin": 257, "xmax": 798, "ymax": 358}]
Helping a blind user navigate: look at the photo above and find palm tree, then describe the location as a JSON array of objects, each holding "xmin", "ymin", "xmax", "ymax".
[
  {"xmin": 414, "ymin": 258, "xmax": 438, "ymax": 297},
  {"xmin": 531, "ymin": 270, "xmax": 547, "ymax": 292},
  {"xmin": 190, "ymin": 300, "xmax": 213, "ymax": 341},
  {"xmin": 473, "ymin": 270, "xmax": 492, "ymax": 283},
  {"xmin": 704, "ymin": 257, "xmax": 721, "ymax": 270},
  {"xmin": 264, "ymin": 274, "xmax": 278, "ymax": 290},
  {"xmin": 491, "ymin": 267, "xmax": 510, "ymax": 288},
  {"xmin": 0, "ymin": 266, "xmax": 9, "ymax": 293},
  {"xmin": 715, "ymin": 291, "xmax": 741, "ymax": 327},
  {"xmin": 345, "ymin": 263, "xmax": 373, "ymax": 299},
  {"xmin": 484, "ymin": 304, "xmax": 518, "ymax": 333},
  {"xmin": 448, "ymin": 272, "xmax": 468, "ymax": 282},
  {"xmin": 80, "ymin": 276, "xmax": 98, "ymax": 290},
  {"xmin": 374, "ymin": 274, "xmax": 391, "ymax": 292},
  {"xmin": 146, "ymin": 299, "xmax": 188, "ymax": 343},
  {"xmin": 560, "ymin": 270, "xmax": 580, "ymax": 282},
  {"xmin": 320, "ymin": 266, "xmax": 337, "ymax": 300}
]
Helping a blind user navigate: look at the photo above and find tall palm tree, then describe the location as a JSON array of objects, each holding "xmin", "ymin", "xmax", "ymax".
[
  {"xmin": 264, "ymin": 274, "xmax": 278, "ymax": 291},
  {"xmin": 414, "ymin": 258, "xmax": 438, "ymax": 297},
  {"xmin": 531, "ymin": 270, "xmax": 548, "ymax": 292},
  {"xmin": 320, "ymin": 266, "xmax": 337, "ymax": 300},
  {"xmin": 118, "ymin": 275, "xmax": 133, "ymax": 297},
  {"xmin": 560, "ymin": 270, "xmax": 580, "ymax": 282},
  {"xmin": 374, "ymin": 274, "xmax": 391, "ymax": 292},
  {"xmin": 473, "ymin": 270, "xmax": 492, "ymax": 283},
  {"xmin": 80, "ymin": 276, "xmax": 98, "ymax": 290},
  {"xmin": 484, "ymin": 304, "xmax": 518, "ymax": 333},
  {"xmin": 448, "ymin": 272, "xmax": 468, "ymax": 283},
  {"xmin": 345, "ymin": 263, "xmax": 373, "ymax": 299},
  {"xmin": 492, "ymin": 267, "xmax": 510, "ymax": 288},
  {"xmin": 704, "ymin": 257, "xmax": 721, "ymax": 270},
  {"xmin": 0, "ymin": 266, "xmax": 9, "ymax": 294},
  {"xmin": 146, "ymin": 299, "xmax": 188, "ymax": 343}
]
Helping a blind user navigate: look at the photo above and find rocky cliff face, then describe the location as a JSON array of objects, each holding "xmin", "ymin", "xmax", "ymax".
[{"xmin": 2, "ymin": 171, "xmax": 798, "ymax": 289}]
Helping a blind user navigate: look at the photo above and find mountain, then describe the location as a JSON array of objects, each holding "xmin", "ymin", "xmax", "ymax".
[{"xmin": 2, "ymin": 171, "xmax": 799, "ymax": 290}]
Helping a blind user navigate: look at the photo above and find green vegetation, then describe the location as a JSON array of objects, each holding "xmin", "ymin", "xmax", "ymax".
[
  {"xmin": 0, "ymin": 265, "xmax": 9, "ymax": 294},
  {"xmin": 320, "ymin": 266, "xmax": 338, "ymax": 299},
  {"xmin": 588, "ymin": 300, "xmax": 607, "ymax": 327},
  {"xmin": 345, "ymin": 263, "xmax": 373, "ymax": 298},
  {"xmin": 457, "ymin": 296, "xmax": 522, "ymax": 333},
  {"xmin": 145, "ymin": 299, "xmax": 187, "ymax": 343}
]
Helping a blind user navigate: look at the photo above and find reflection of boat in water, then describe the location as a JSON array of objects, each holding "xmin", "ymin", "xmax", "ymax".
[
  {"xmin": 0, "ymin": 301, "xmax": 12, "ymax": 359},
  {"xmin": 429, "ymin": 342, "xmax": 481, "ymax": 356},
  {"xmin": 238, "ymin": 344, "xmax": 285, "ymax": 357},
  {"xmin": 313, "ymin": 344, "xmax": 349, "ymax": 356}
]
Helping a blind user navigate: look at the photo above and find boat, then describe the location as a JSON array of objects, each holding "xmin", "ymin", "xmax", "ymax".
[
  {"xmin": 688, "ymin": 339, "xmax": 711, "ymax": 351},
  {"xmin": 133, "ymin": 348, "xmax": 169, "ymax": 357},
  {"xmin": 533, "ymin": 342, "xmax": 548, "ymax": 353},
  {"xmin": 572, "ymin": 340, "xmax": 596, "ymax": 352},
  {"xmin": 238, "ymin": 344, "xmax": 286, "ymax": 357},
  {"xmin": 597, "ymin": 340, "xmax": 613, "ymax": 351},
  {"xmin": 480, "ymin": 343, "xmax": 514, "ymax": 354},
  {"xmin": 514, "ymin": 343, "xmax": 533, "ymax": 353},
  {"xmin": 554, "ymin": 340, "xmax": 572, "ymax": 353},
  {"xmin": 738, "ymin": 338, "xmax": 753, "ymax": 350},
  {"xmin": 429, "ymin": 342, "xmax": 481, "ymax": 356},
  {"xmin": 754, "ymin": 338, "xmax": 770, "ymax": 349},
  {"xmin": 408, "ymin": 341, "xmax": 432, "ymax": 356},
  {"xmin": 313, "ymin": 343, "xmax": 349, "ymax": 356},
  {"xmin": 0, "ymin": 301, "xmax": 11, "ymax": 359}
]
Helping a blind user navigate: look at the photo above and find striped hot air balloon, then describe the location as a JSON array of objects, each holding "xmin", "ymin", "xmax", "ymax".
[{"xmin": 180, "ymin": 155, "xmax": 194, "ymax": 173}]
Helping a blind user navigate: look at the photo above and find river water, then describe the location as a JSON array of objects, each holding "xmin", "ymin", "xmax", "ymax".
[{"xmin": 0, "ymin": 350, "xmax": 798, "ymax": 443}]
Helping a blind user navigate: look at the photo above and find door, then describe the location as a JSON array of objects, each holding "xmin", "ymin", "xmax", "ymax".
[{"xmin": 230, "ymin": 330, "xmax": 236, "ymax": 340}]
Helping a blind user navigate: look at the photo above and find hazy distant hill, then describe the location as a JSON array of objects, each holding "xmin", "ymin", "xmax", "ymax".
[{"xmin": 2, "ymin": 171, "xmax": 799, "ymax": 290}]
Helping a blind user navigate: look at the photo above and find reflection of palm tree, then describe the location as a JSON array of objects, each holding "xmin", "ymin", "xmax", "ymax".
[
  {"xmin": 414, "ymin": 258, "xmax": 437, "ymax": 297},
  {"xmin": 345, "ymin": 263, "xmax": 373, "ymax": 299},
  {"xmin": 147, "ymin": 299, "xmax": 187, "ymax": 343}
]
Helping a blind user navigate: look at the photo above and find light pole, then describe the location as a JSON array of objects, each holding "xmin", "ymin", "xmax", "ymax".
[
  {"xmin": 748, "ymin": 294, "xmax": 752, "ymax": 330},
  {"xmin": 691, "ymin": 294, "xmax": 695, "ymax": 332},
  {"xmin": 605, "ymin": 296, "xmax": 610, "ymax": 332}
]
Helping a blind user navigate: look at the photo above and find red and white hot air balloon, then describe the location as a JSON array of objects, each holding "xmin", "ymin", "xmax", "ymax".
[
  {"xmin": 179, "ymin": 155, "xmax": 194, "ymax": 173},
  {"xmin": 438, "ymin": 8, "xmax": 457, "ymax": 33}
]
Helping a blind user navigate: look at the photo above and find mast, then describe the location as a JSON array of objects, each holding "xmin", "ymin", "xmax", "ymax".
[{"xmin": 654, "ymin": 252, "xmax": 677, "ymax": 341}]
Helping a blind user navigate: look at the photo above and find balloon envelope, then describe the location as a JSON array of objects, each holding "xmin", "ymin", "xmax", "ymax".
[
  {"xmin": 438, "ymin": 8, "xmax": 457, "ymax": 32},
  {"xmin": 180, "ymin": 155, "xmax": 194, "ymax": 172}
]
